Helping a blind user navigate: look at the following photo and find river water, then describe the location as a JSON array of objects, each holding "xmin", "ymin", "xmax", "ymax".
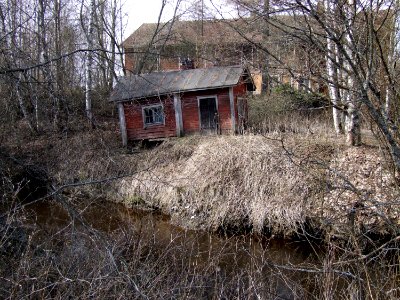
[{"xmin": 24, "ymin": 199, "xmax": 327, "ymax": 299}]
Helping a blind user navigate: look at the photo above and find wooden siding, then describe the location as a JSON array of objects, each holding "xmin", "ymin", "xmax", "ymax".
[
  {"xmin": 124, "ymin": 51, "xmax": 135, "ymax": 73},
  {"xmin": 233, "ymin": 80, "xmax": 248, "ymax": 127},
  {"xmin": 180, "ymin": 88, "xmax": 233, "ymax": 134},
  {"xmin": 123, "ymin": 96, "xmax": 176, "ymax": 140},
  {"xmin": 122, "ymin": 83, "xmax": 249, "ymax": 141},
  {"xmin": 160, "ymin": 58, "xmax": 180, "ymax": 71}
]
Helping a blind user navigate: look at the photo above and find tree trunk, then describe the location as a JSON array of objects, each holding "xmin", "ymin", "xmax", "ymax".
[
  {"xmin": 261, "ymin": 0, "xmax": 270, "ymax": 94},
  {"xmin": 344, "ymin": 0, "xmax": 361, "ymax": 146},
  {"xmin": 16, "ymin": 74, "xmax": 36, "ymax": 133},
  {"xmin": 109, "ymin": 0, "xmax": 117, "ymax": 90},
  {"xmin": 385, "ymin": 0, "xmax": 400, "ymax": 122},
  {"xmin": 85, "ymin": 0, "xmax": 95, "ymax": 128},
  {"xmin": 39, "ymin": 0, "xmax": 59, "ymax": 131},
  {"xmin": 324, "ymin": 0, "xmax": 344, "ymax": 135},
  {"xmin": 54, "ymin": 0, "xmax": 66, "ymax": 130},
  {"xmin": 96, "ymin": 0, "xmax": 108, "ymax": 90}
]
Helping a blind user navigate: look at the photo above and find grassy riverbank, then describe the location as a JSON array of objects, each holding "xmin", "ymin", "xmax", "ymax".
[
  {"xmin": 1, "ymin": 120, "xmax": 399, "ymax": 299},
  {"xmin": 4, "ymin": 123, "xmax": 398, "ymax": 239},
  {"xmin": 118, "ymin": 134, "xmax": 398, "ymax": 238}
]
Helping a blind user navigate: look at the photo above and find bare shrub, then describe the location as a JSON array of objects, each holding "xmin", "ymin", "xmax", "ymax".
[
  {"xmin": 1, "ymin": 197, "xmax": 399, "ymax": 299},
  {"xmin": 248, "ymin": 85, "xmax": 332, "ymax": 135},
  {"xmin": 1, "ymin": 126, "xmax": 399, "ymax": 299}
]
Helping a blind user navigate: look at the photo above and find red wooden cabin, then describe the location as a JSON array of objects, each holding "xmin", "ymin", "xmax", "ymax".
[{"xmin": 110, "ymin": 66, "xmax": 255, "ymax": 145}]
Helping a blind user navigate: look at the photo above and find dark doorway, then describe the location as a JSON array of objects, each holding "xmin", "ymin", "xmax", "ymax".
[{"xmin": 199, "ymin": 97, "xmax": 218, "ymax": 133}]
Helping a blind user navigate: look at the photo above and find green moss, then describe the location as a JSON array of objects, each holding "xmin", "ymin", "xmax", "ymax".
[{"xmin": 125, "ymin": 194, "xmax": 145, "ymax": 206}]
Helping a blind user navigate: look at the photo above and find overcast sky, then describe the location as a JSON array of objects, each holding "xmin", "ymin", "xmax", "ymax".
[{"xmin": 122, "ymin": 0, "xmax": 170, "ymax": 38}]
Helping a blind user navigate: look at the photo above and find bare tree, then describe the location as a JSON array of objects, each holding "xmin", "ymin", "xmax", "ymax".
[
  {"xmin": 385, "ymin": 0, "xmax": 400, "ymax": 123},
  {"xmin": 83, "ymin": 0, "xmax": 96, "ymax": 128},
  {"xmin": 342, "ymin": 0, "xmax": 361, "ymax": 145},
  {"xmin": 262, "ymin": 0, "xmax": 270, "ymax": 94},
  {"xmin": 216, "ymin": 0, "xmax": 400, "ymax": 172},
  {"xmin": 0, "ymin": 0, "xmax": 125, "ymax": 134},
  {"xmin": 324, "ymin": 0, "xmax": 344, "ymax": 135}
]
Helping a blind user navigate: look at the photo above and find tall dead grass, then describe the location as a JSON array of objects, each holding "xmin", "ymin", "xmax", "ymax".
[
  {"xmin": 1, "ymin": 123, "xmax": 399, "ymax": 299},
  {"xmin": 116, "ymin": 135, "xmax": 326, "ymax": 234},
  {"xmin": 115, "ymin": 133, "xmax": 399, "ymax": 239}
]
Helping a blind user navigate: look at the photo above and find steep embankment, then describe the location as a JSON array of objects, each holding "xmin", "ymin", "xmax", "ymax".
[
  {"xmin": 5, "ymin": 129, "xmax": 398, "ymax": 237},
  {"xmin": 111, "ymin": 135, "xmax": 399, "ymax": 236}
]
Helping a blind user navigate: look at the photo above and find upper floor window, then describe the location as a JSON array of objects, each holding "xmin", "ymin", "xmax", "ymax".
[{"xmin": 143, "ymin": 105, "xmax": 164, "ymax": 126}]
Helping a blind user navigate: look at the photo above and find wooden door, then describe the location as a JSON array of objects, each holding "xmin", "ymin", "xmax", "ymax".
[{"xmin": 199, "ymin": 97, "xmax": 218, "ymax": 133}]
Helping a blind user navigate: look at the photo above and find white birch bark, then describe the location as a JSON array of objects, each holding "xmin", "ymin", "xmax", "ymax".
[
  {"xmin": 344, "ymin": 0, "xmax": 361, "ymax": 146},
  {"xmin": 39, "ymin": 0, "xmax": 59, "ymax": 130},
  {"xmin": 10, "ymin": 0, "xmax": 36, "ymax": 133},
  {"xmin": 85, "ymin": 0, "xmax": 95, "ymax": 127},
  {"xmin": 16, "ymin": 74, "xmax": 35, "ymax": 133},
  {"xmin": 109, "ymin": 0, "xmax": 117, "ymax": 89},
  {"xmin": 385, "ymin": 0, "xmax": 400, "ymax": 122},
  {"xmin": 325, "ymin": 0, "xmax": 344, "ymax": 135},
  {"xmin": 262, "ymin": 0, "xmax": 270, "ymax": 94}
]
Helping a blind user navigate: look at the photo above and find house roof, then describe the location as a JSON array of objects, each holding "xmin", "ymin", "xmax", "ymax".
[
  {"xmin": 121, "ymin": 16, "xmax": 310, "ymax": 50},
  {"xmin": 110, "ymin": 66, "xmax": 254, "ymax": 102},
  {"xmin": 122, "ymin": 18, "xmax": 263, "ymax": 49}
]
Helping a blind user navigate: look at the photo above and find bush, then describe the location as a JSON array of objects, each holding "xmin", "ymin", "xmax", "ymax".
[
  {"xmin": 248, "ymin": 84, "xmax": 330, "ymax": 134},
  {"xmin": 272, "ymin": 84, "xmax": 326, "ymax": 110}
]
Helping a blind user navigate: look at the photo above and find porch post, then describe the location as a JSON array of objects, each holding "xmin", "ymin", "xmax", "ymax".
[
  {"xmin": 229, "ymin": 87, "xmax": 236, "ymax": 133},
  {"xmin": 118, "ymin": 102, "xmax": 127, "ymax": 147},
  {"xmin": 174, "ymin": 93, "xmax": 183, "ymax": 137}
]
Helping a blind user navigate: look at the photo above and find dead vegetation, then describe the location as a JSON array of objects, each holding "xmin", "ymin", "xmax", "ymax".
[
  {"xmin": 1, "ymin": 197, "xmax": 399, "ymax": 300},
  {"xmin": 1, "ymin": 116, "xmax": 400, "ymax": 299},
  {"xmin": 110, "ymin": 133, "xmax": 398, "ymax": 240},
  {"xmin": 3, "ymin": 118, "xmax": 398, "ymax": 239}
]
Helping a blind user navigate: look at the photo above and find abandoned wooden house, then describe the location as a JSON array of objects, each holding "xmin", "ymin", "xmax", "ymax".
[
  {"xmin": 110, "ymin": 66, "xmax": 255, "ymax": 145},
  {"xmin": 121, "ymin": 18, "xmax": 326, "ymax": 94}
]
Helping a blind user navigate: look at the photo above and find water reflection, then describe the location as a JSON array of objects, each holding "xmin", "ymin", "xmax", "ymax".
[
  {"xmin": 27, "ymin": 199, "xmax": 318, "ymax": 265},
  {"xmin": 26, "ymin": 199, "xmax": 322, "ymax": 299}
]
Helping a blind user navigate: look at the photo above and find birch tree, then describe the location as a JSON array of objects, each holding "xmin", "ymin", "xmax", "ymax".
[
  {"xmin": 385, "ymin": 0, "xmax": 400, "ymax": 123},
  {"xmin": 342, "ymin": 0, "xmax": 361, "ymax": 145},
  {"xmin": 83, "ymin": 0, "xmax": 95, "ymax": 128},
  {"xmin": 0, "ymin": 0, "xmax": 125, "ymax": 134},
  {"xmin": 324, "ymin": 0, "xmax": 344, "ymax": 135},
  {"xmin": 218, "ymin": 0, "xmax": 400, "ymax": 172},
  {"xmin": 262, "ymin": 0, "xmax": 270, "ymax": 94}
]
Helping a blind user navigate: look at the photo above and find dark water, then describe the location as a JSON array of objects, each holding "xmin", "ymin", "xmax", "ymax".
[
  {"xmin": 26, "ymin": 199, "xmax": 319, "ymax": 264},
  {"xmin": 23, "ymin": 199, "xmax": 324, "ymax": 298},
  {"xmin": 2, "ymin": 199, "xmax": 393, "ymax": 299}
]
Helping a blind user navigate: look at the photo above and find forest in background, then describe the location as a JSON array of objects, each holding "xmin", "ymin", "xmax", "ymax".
[
  {"xmin": 0, "ymin": 0, "xmax": 399, "ymax": 169},
  {"xmin": 1, "ymin": 0, "xmax": 400, "ymax": 299}
]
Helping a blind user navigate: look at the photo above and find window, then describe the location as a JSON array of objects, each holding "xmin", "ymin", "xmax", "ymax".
[{"xmin": 143, "ymin": 105, "xmax": 164, "ymax": 126}]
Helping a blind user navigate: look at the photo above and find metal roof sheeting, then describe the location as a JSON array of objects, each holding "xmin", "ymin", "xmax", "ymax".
[{"xmin": 110, "ymin": 66, "xmax": 252, "ymax": 102}]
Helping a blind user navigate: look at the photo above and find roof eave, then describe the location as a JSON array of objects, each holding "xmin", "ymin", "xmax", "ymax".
[{"xmin": 110, "ymin": 83, "xmax": 240, "ymax": 103}]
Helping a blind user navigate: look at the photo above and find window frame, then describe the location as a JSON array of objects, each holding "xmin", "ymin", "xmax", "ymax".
[{"xmin": 142, "ymin": 104, "xmax": 165, "ymax": 127}]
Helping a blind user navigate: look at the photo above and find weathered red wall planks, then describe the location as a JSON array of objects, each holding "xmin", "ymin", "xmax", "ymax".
[
  {"xmin": 123, "ymin": 82, "xmax": 248, "ymax": 140},
  {"xmin": 123, "ymin": 96, "xmax": 176, "ymax": 140}
]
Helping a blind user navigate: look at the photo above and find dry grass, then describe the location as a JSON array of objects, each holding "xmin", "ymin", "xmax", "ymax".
[
  {"xmin": 3, "ymin": 118, "xmax": 398, "ymax": 238},
  {"xmin": 1, "ymin": 119, "xmax": 400, "ymax": 299},
  {"xmin": 113, "ymin": 133, "xmax": 399, "ymax": 237},
  {"xmin": 107, "ymin": 135, "xmax": 388, "ymax": 237},
  {"xmin": 1, "ymin": 198, "xmax": 399, "ymax": 300},
  {"xmin": 118, "ymin": 135, "xmax": 320, "ymax": 234}
]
